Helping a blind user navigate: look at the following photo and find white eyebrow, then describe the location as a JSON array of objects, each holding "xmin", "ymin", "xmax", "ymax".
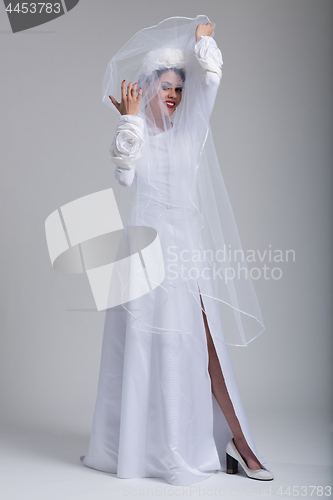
[{"xmin": 161, "ymin": 81, "xmax": 183, "ymax": 87}]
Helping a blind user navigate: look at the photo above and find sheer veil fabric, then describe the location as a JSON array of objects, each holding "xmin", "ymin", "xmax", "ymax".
[
  {"xmin": 81, "ymin": 15, "xmax": 265, "ymax": 485},
  {"xmin": 102, "ymin": 15, "xmax": 265, "ymax": 347}
]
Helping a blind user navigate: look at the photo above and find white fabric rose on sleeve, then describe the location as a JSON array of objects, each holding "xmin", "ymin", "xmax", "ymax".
[
  {"xmin": 109, "ymin": 115, "xmax": 145, "ymax": 170},
  {"xmin": 194, "ymin": 36, "xmax": 223, "ymax": 81}
]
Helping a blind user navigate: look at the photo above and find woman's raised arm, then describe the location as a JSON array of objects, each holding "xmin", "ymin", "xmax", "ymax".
[{"xmin": 194, "ymin": 23, "xmax": 223, "ymax": 120}]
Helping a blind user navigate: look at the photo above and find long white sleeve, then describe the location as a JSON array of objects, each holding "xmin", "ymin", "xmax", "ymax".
[
  {"xmin": 194, "ymin": 36, "xmax": 223, "ymax": 119},
  {"xmin": 113, "ymin": 164, "xmax": 135, "ymax": 187},
  {"xmin": 109, "ymin": 114, "xmax": 145, "ymax": 187}
]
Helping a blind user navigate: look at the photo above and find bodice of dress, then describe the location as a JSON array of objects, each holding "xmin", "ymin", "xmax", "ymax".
[
  {"xmin": 135, "ymin": 128, "xmax": 198, "ymax": 212},
  {"xmin": 139, "ymin": 129, "xmax": 177, "ymax": 206}
]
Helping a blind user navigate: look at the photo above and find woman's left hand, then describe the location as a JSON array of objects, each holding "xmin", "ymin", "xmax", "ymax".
[
  {"xmin": 195, "ymin": 22, "xmax": 213, "ymax": 42},
  {"xmin": 109, "ymin": 80, "xmax": 142, "ymax": 116}
]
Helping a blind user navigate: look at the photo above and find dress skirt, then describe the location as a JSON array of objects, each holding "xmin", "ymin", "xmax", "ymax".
[{"xmin": 81, "ymin": 200, "xmax": 259, "ymax": 486}]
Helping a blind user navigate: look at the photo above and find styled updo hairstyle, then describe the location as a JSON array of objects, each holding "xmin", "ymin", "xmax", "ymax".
[{"xmin": 155, "ymin": 67, "xmax": 186, "ymax": 85}]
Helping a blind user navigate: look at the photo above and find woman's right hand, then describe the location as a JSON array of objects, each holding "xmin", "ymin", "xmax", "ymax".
[{"xmin": 109, "ymin": 80, "xmax": 142, "ymax": 116}]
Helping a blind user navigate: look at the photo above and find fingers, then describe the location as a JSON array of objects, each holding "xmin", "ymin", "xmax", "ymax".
[
  {"xmin": 109, "ymin": 95, "xmax": 120, "ymax": 111},
  {"xmin": 127, "ymin": 82, "xmax": 134, "ymax": 101},
  {"xmin": 126, "ymin": 82, "xmax": 141, "ymax": 100},
  {"xmin": 207, "ymin": 22, "xmax": 213, "ymax": 35},
  {"xmin": 115, "ymin": 80, "xmax": 142, "ymax": 115},
  {"xmin": 131, "ymin": 82, "xmax": 138, "ymax": 98},
  {"xmin": 121, "ymin": 80, "xmax": 136, "ymax": 100},
  {"xmin": 121, "ymin": 79, "xmax": 127, "ymax": 103},
  {"xmin": 196, "ymin": 22, "xmax": 213, "ymax": 39}
]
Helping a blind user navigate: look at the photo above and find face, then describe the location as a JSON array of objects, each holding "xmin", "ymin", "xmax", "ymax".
[{"xmin": 152, "ymin": 70, "xmax": 183, "ymax": 117}]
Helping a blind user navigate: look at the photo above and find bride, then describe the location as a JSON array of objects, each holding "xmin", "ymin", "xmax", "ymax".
[{"xmin": 81, "ymin": 16, "xmax": 273, "ymax": 484}]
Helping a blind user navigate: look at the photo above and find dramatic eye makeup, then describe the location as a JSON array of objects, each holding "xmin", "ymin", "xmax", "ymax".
[{"xmin": 161, "ymin": 81, "xmax": 183, "ymax": 92}]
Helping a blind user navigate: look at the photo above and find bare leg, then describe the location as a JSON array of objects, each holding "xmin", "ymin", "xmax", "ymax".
[{"xmin": 199, "ymin": 291, "xmax": 262, "ymax": 470}]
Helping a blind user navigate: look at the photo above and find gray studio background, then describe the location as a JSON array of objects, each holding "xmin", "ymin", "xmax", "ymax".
[{"xmin": 1, "ymin": 0, "xmax": 332, "ymax": 470}]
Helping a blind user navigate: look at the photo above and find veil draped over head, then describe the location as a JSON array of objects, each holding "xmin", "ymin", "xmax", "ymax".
[{"xmin": 102, "ymin": 15, "xmax": 265, "ymax": 346}]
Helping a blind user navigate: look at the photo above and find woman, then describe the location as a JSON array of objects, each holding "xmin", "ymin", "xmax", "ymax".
[{"xmin": 81, "ymin": 16, "xmax": 273, "ymax": 484}]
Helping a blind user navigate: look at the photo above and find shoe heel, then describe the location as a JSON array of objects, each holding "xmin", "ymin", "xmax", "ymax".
[{"xmin": 226, "ymin": 453, "xmax": 238, "ymax": 474}]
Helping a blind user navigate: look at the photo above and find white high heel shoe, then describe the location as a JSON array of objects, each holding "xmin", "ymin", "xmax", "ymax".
[{"xmin": 226, "ymin": 439, "xmax": 274, "ymax": 481}]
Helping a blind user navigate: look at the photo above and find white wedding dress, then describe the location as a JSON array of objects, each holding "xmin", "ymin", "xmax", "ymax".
[{"xmin": 81, "ymin": 36, "xmax": 260, "ymax": 486}]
